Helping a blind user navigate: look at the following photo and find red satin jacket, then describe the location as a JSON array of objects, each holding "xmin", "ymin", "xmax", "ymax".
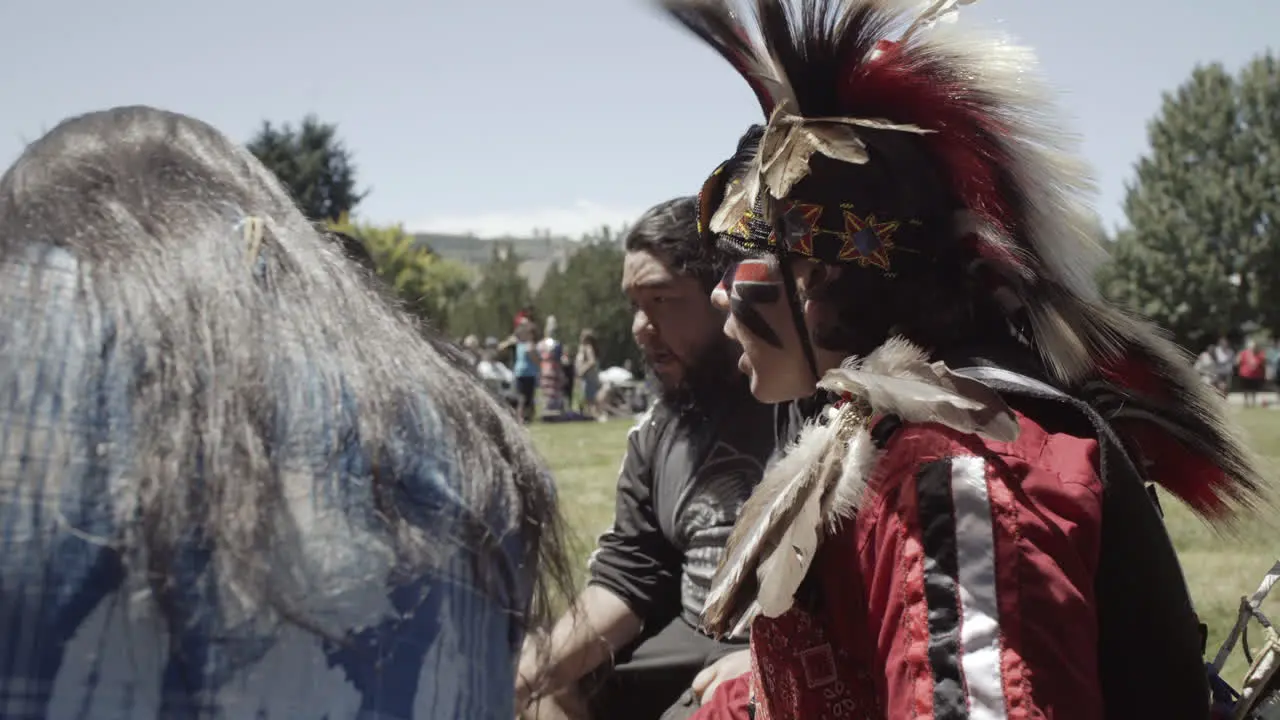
[{"xmin": 695, "ymin": 410, "xmax": 1107, "ymax": 719}]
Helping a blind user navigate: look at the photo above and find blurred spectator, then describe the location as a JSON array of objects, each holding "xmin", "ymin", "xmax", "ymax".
[
  {"xmin": 1238, "ymin": 339, "xmax": 1267, "ymax": 407},
  {"xmin": 500, "ymin": 318, "xmax": 541, "ymax": 423},
  {"xmin": 576, "ymin": 329, "xmax": 602, "ymax": 418},
  {"xmin": 461, "ymin": 334, "xmax": 481, "ymax": 366},
  {"xmin": 538, "ymin": 315, "xmax": 567, "ymax": 416},
  {"xmin": 1212, "ymin": 336, "xmax": 1234, "ymax": 395}
]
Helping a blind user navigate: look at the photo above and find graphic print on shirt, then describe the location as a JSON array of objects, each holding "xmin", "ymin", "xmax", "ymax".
[{"xmin": 672, "ymin": 441, "xmax": 764, "ymax": 636}]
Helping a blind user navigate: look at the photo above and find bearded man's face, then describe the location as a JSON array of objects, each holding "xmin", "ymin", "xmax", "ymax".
[{"xmin": 621, "ymin": 249, "xmax": 740, "ymax": 406}]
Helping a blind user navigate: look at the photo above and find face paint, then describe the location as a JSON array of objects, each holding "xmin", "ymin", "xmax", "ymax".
[{"xmin": 721, "ymin": 258, "xmax": 784, "ymax": 348}]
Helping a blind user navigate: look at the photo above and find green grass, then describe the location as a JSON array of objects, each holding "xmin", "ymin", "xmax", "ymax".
[{"xmin": 529, "ymin": 410, "xmax": 1280, "ymax": 687}]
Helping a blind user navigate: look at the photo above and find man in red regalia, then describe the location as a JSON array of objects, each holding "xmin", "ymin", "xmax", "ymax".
[{"xmin": 653, "ymin": 1, "xmax": 1268, "ymax": 718}]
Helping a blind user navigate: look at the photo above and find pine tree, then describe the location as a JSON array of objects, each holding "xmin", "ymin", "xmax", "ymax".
[
  {"xmin": 1236, "ymin": 53, "xmax": 1280, "ymax": 336},
  {"xmin": 451, "ymin": 245, "xmax": 533, "ymax": 341},
  {"xmin": 1107, "ymin": 57, "xmax": 1280, "ymax": 347},
  {"xmin": 248, "ymin": 116, "xmax": 367, "ymax": 223}
]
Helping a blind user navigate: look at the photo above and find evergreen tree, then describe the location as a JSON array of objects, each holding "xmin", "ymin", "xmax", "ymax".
[
  {"xmin": 1106, "ymin": 57, "xmax": 1280, "ymax": 347},
  {"xmin": 1236, "ymin": 53, "xmax": 1280, "ymax": 336},
  {"xmin": 451, "ymin": 244, "xmax": 533, "ymax": 341},
  {"xmin": 248, "ymin": 116, "xmax": 367, "ymax": 223},
  {"xmin": 533, "ymin": 235, "xmax": 637, "ymax": 369}
]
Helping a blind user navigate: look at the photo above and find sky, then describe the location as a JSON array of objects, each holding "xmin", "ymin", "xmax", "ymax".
[{"xmin": 1, "ymin": 0, "xmax": 1275, "ymax": 239}]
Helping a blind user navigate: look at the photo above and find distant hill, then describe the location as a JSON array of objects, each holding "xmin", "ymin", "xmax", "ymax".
[{"xmin": 412, "ymin": 230, "xmax": 617, "ymax": 291}]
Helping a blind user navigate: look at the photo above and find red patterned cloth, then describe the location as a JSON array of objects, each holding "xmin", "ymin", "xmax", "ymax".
[
  {"xmin": 746, "ymin": 601, "xmax": 881, "ymax": 720},
  {"xmin": 691, "ymin": 668, "xmax": 753, "ymax": 720}
]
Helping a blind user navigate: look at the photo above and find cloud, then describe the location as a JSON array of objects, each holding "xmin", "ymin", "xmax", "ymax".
[{"xmin": 409, "ymin": 200, "xmax": 642, "ymax": 240}]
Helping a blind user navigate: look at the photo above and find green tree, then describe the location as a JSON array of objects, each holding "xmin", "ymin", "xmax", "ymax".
[
  {"xmin": 1236, "ymin": 53, "xmax": 1280, "ymax": 336},
  {"xmin": 329, "ymin": 218, "xmax": 473, "ymax": 330},
  {"xmin": 533, "ymin": 230, "xmax": 638, "ymax": 369},
  {"xmin": 450, "ymin": 244, "xmax": 533, "ymax": 341},
  {"xmin": 1104, "ymin": 57, "xmax": 1280, "ymax": 348},
  {"xmin": 248, "ymin": 116, "xmax": 367, "ymax": 223}
]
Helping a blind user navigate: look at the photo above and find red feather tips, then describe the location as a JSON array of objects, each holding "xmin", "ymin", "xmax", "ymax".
[
  {"xmin": 1099, "ymin": 353, "xmax": 1265, "ymax": 521},
  {"xmin": 838, "ymin": 32, "xmax": 1015, "ymax": 252}
]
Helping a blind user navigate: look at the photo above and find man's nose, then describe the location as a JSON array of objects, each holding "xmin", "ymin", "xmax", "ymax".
[
  {"xmin": 633, "ymin": 310, "xmax": 655, "ymax": 342},
  {"xmin": 711, "ymin": 282, "xmax": 730, "ymax": 313}
]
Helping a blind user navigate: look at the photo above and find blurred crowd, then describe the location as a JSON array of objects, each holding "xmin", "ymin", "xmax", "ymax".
[
  {"xmin": 456, "ymin": 308, "xmax": 654, "ymax": 423},
  {"xmin": 1194, "ymin": 336, "xmax": 1280, "ymax": 407}
]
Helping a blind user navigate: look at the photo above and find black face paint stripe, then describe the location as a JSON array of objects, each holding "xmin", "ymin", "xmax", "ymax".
[
  {"xmin": 733, "ymin": 282, "xmax": 781, "ymax": 304},
  {"xmin": 729, "ymin": 296, "xmax": 783, "ymax": 348}
]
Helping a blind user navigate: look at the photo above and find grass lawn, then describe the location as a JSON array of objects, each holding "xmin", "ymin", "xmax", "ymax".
[{"xmin": 529, "ymin": 409, "xmax": 1280, "ymax": 686}]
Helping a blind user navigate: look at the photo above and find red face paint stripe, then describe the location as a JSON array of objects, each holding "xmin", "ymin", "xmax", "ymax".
[{"xmin": 731, "ymin": 259, "xmax": 781, "ymax": 284}]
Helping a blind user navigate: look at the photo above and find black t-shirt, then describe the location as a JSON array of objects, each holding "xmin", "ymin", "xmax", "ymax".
[{"xmin": 587, "ymin": 384, "xmax": 776, "ymax": 638}]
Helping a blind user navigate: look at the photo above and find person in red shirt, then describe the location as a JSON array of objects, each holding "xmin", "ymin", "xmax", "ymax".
[
  {"xmin": 652, "ymin": 1, "xmax": 1267, "ymax": 718},
  {"xmin": 514, "ymin": 305, "xmax": 536, "ymax": 332},
  {"xmin": 1237, "ymin": 339, "xmax": 1267, "ymax": 407}
]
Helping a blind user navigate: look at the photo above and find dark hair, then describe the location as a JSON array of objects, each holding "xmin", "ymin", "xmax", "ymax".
[
  {"xmin": 0, "ymin": 106, "xmax": 572, "ymax": 642},
  {"xmin": 624, "ymin": 196, "xmax": 727, "ymax": 292}
]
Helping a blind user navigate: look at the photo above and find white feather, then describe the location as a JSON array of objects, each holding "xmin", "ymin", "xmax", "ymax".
[
  {"xmin": 820, "ymin": 337, "xmax": 1021, "ymax": 443},
  {"xmin": 824, "ymin": 370, "xmax": 979, "ymax": 410},
  {"xmin": 756, "ymin": 477, "xmax": 823, "ymax": 617},
  {"xmin": 821, "ymin": 426, "xmax": 877, "ymax": 531},
  {"xmin": 702, "ymin": 412, "xmax": 839, "ymax": 620},
  {"xmin": 912, "ymin": 22, "xmax": 1115, "ymax": 382}
]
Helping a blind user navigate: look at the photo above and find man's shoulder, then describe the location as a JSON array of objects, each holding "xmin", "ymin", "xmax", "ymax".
[
  {"xmin": 623, "ymin": 402, "xmax": 681, "ymax": 460},
  {"xmin": 639, "ymin": 385, "xmax": 777, "ymax": 452}
]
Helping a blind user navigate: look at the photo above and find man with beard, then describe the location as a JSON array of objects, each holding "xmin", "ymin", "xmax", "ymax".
[{"xmin": 515, "ymin": 197, "xmax": 777, "ymax": 720}]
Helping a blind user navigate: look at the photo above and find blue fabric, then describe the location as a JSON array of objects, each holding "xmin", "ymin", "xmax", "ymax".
[
  {"xmin": 512, "ymin": 342, "xmax": 537, "ymax": 379},
  {"xmin": 0, "ymin": 247, "xmax": 533, "ymax": 719}
]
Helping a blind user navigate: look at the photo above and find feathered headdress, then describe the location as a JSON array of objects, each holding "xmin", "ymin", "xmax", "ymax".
[{"xmin": 661, "ymin": 0, "xmax": 1265, "ymax": 521}]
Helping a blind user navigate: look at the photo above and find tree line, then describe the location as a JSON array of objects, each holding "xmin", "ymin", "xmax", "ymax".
[
  {"xmin": 245, "ymin": 115, "xmax": 639, "ymax": 366},
  {"xmin": 248, "ymin": 50, "xmax": 1279, "ymax": 362},
  {"xmin": 1101, "ymin": 53, "xmax": 1280, "ymax": 350}
]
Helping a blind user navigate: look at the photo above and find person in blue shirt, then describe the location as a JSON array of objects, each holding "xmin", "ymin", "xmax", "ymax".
[
  {"xmin": 0, "ymin": 105, "xmax": 572, "ymax": 719},
  {"xmin": 503, "ymin": 319, "xmax": 542, "ymax": 422}
]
